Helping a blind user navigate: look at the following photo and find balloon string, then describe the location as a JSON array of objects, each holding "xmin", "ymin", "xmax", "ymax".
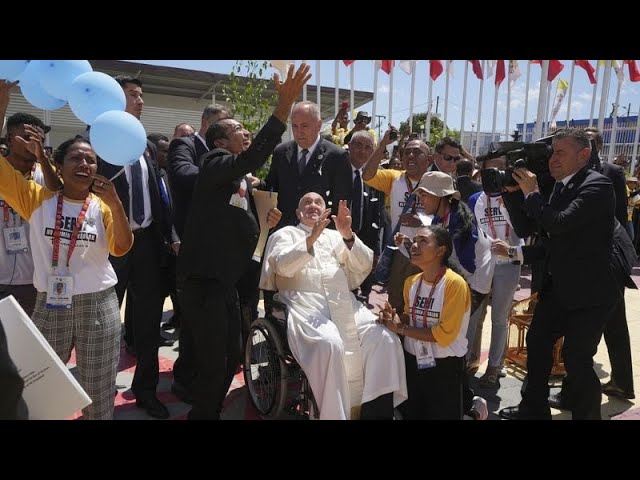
[{"xmin": 109, "ymin": 168, "xmax": 125, "ymax": 182}]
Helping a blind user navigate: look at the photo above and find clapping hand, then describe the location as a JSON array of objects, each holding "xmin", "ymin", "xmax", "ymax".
[{"xmin": 331, "ymin": 200, "xmax": 353, "ymax": 239}]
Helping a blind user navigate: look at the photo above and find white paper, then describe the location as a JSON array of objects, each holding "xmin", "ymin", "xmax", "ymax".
[
  {"xmin": 0, "ymin": 296, "xmax": 92, "ymax": 420},
  {"xmin": 252, "ymin": 190, "xmax": 278, "ymax": 261}
]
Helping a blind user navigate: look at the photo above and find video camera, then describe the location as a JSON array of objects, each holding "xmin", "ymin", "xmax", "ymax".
[{"xmin": 478, "ymin": 135, "xmax": 554, "ymax": 194}]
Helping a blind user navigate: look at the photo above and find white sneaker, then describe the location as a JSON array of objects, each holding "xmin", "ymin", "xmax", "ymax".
[
  {"xmin": 498, "ymin": 366, "xmax": 507, "ymax": 378},
  {"xmin": 470, "ymin": 396, "xmax": 488, "ymax": 420}
]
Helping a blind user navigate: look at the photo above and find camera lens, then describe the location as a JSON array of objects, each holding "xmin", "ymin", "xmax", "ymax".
[{"xmin": 389, "ymin": 130, "xmax": 398, "ymax": 141}]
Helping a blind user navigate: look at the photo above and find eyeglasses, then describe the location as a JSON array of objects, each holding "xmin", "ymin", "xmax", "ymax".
[{"xmin": 441, "ymin": 154, "xmax": 461, "ymax": 162}]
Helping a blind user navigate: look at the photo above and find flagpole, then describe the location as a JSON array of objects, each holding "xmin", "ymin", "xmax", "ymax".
[
  {"xmin": 544, "ymin": 78, "xmax": 556, "ymax": 136},
  {"xmin": 409, "ymin": 62, "xmax": 416, "ymax": 132},
  {"xmin": 523, "ymin": 60, "xmax": 531, "ymax": 140},
  {"xmin": 608, "ymin": 68, "xmax": 623, "ymax": 163},
  {"xmin": 316, "ymin": 60, "xmax": 321, "ymax": 107},
  {"xmin": 475, "ymin": 60, "xmax": 485, "ymax": 156},
  {"xmin": 533, "ymin": 60, "xmax": 549, "ymax": 140},
  {"xmin": 372, "ymin": 62, "xmax": 378, "ymax": 134},
  {"xmin": 589, "ymin": 61, "xmax": 600, "ymax": 127},
  {"xmin": 302, "ymin": 60, "xmax": 308, "ymax": 101},
  {"xmin": 460, "ymin": 61, "xmax": 469, "ymax": 148},
  {"xmin": 491, "ymin": 77, "xmax": 499, "ymax": 138},
  {"xmin": 566, "ymin": 61, "xmax": 576, "ymax": 126},
  {"xmin": 598, "ymin": 60, "xmax": 612, "ymax": 132},
  {"xmin": 334, "ymin": 60, "xmax": 340, "ymax": 119},
  {"xmin": 350, "ymin": 63, "xmax": 355, "ymax": 129},
  {"xmin": 388, "ymin": 67, "xmax": 394, "ymax": 126},
  {"xmin": 630, "ymin": 106, "xmax": 640, "ymax": 175},
  {"xmin": 426, "ymin": 74, "xmax": 433, "ymax": 141},
  {"xmin": 506, "ymin": 60, "xmax": 512, "ymax": 141},
  {"xmin": 444, "ymin": 61, "xmax": 451, "ymax": 137}
]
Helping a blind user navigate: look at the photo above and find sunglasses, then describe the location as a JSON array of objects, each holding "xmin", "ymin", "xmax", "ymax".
[{"xmin": 441, "ymin": 154, "xmax": 461, "ymax": 162}]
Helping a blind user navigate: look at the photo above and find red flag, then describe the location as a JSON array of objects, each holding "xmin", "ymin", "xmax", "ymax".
[
  {"xmin": 575, "ymin": 60, "xmax": 597, "ymax": 84},
  {"xmin": 468, "ymin": 60, "xmax": 483, "ymax": 80},
  {"xmin": 495, "ymin": 60, "xmax": 505, "ymax": 87},
  {"xmin": 343, "ymin": 60, "xmax": 355, "ymax": 66},
  {"xmin": 532, "ymin": 60, "xmax": 565, "ymax": 81},
  {"xmin": 375, "ymin": 60, "xmax": 395, "ymax": 75},
  {"xmin": 430, "ymin": 60, "xmax": 443, "ymax": 80},
  {"xmin": 624, "ymin": 60, "xmax": 640, "ymax": 82}
]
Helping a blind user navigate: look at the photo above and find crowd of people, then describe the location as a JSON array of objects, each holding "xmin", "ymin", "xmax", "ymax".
[{"xmin": 0, "ymin": 62, "xmax": 636, "ymax": 420}]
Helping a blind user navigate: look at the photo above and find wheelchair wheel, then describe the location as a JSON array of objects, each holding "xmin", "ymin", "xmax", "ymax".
[{"xmin": 244, "ymin": 318, "xmax": 288, "ymax": 419}]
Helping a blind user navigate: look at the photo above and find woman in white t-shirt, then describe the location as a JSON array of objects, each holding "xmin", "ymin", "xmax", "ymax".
[
  {"xmin": 0, "ymin": 137, "xmax": 133, "ymax": 420},
  {"xmin": 379, "ymin": 225, "xmax": 470, "ymax": 419}
]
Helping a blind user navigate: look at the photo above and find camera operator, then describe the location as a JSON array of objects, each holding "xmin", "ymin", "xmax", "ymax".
[{"xmin": 498, "ymin": 128, "xmax": 619, "ymax": 420}]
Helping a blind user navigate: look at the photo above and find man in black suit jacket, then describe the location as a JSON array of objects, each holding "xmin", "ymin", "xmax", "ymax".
[
  {"xmin": 167, "ymin": 104, "xmax": 231, "ymax": 238},
  {"xmin": 265, "ymin": 100, "xmax": 352, "ymax": 228},
  {"xmin": 347, "ymin": 131, "xmax": 385, "ymax": 301},
  {"xmin": 499, "ymin": 128, "xmax": 619, "ymax": 420},
  {"xmin": 456, "ymin": 159, "xmax": 482, "ymax": 203},
  {"xmin": 177, "ymin": 64, "xmax": 309, "ymax": 420},
  {"xmin": 97, "ymin": 75, "xmax": 178, "ymax": 419}
]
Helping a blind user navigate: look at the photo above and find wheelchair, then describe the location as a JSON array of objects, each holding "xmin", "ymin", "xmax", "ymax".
[{"xmin": 243, "ymin": 294, "xmax": 319, "ymax": 419}]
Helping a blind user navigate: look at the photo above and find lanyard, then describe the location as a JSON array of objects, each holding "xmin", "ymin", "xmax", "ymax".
[
  {"xmin": 51, "ymin": 191, "xmax": 91, "ymax": 270},
  {"xmin": 411, "ymin": 267, "xmax": 446, "ymax": 328},
  {"xmin": 486, "ymin": 196, "xmax": 509, "ymax": 240},
  {"xmin": 2, "ymin": 201, "xmax": 20, "ymax": 228},
  {"xmin": 440, "ymin": 207, "xmax": 450, "ymax": 228}
]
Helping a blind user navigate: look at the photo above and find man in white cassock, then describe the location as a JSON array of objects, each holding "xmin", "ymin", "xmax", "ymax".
[{"xmin": 260, "ymin": 192, "xmax": 407, "ymax": 420}]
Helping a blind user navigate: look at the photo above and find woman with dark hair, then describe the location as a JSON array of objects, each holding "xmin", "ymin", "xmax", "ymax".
[
  {"xmin": 0, "ymin": 137, "xmax": 133, "ymax": 420},
  {"xmin": 379, "ymin": 225, "xmax": 470, "ymax": 419}
]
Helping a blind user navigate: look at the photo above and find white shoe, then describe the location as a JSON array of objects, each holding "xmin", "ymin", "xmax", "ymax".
[
  {"xmin": 498, "ymin": 366, "xmax": 507, "ymax": 378},
  {"xmin": 470, "ymin": 396, "xmax": 488, "ymax": 420}
]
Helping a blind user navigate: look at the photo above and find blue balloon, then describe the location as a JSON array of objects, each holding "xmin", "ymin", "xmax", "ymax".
[
  {"xmin": 68, "ymin": 71, "xmax": 126, "ymax": 125},
  {"xmin": 90, "ymin": 111, "xmax": 147, "ymax": 167},
  {"xmin": 0, "ymin": 60, "xmax": 30, "ymax": 81},
  {"xmin": 39, "ymin": 60, "xmax": 92, "ymax": 101},
  {"xmin": 18, "ymin": 61, "xmax": 66, "ymax": 111}
]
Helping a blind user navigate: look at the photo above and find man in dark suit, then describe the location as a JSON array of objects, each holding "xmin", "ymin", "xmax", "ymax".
[
  {"xmin": 547, "ymin": 127, "xmax": 636, "ymax": 408},
  {"xmin": 347, "ymin": 131, "xmax": 385, "ymax": 301},
  {"xmin": 498, "ymin": 128, "xmax": 619, "ymax": 420},
  {"xmin": 456, "ymin": 159, "xmax": 482, "ymax": 203},
  {"xmin": 177, "ymin": 63, "xmax": 310, "ymax": 420},
  {"xmin": 265, "ymin": 100, "xmax": 352, "ymax": 228},
  {"xmin": 167, "ymin": 104, "xmax": 231, "ymax": 238},
  {"xmin": 430, "ymin": 137, "xmax": 461, "ymax": 175},
  {"xmin": 97, "ymin": 75, "xmax": 179, "ymax": 419}
]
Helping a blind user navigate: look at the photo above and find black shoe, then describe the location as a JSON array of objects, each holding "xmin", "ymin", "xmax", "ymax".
[
  {"xmin": 171, "ymin": 381, "xmax": 194, "ymax": 404},
  {"xmin": 498, "ymin": 405, "xmax": 551, "ymax": 420},
  {"xmin": 602, "ymin": 381, "xmax": 635, "ymax": 399},
  {"xmin": 548, "ymin": 392, "xmax": 569, "ymax": 410},
  {"xmin": 135, "ymin": 396, "xmax": 170, "ymax": 419},
  {"xmin": 161, "ymin": 317, "xmax": 180, "ymax": 331},
  {"xmin": 159, "ymin": 336, "xmax": 175, "ymax": 347}
]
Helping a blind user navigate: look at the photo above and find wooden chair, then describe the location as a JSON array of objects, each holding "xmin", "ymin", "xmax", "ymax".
[{"xmin": 505, "ymin": 293, "xmax": 566, "ymax": 376}]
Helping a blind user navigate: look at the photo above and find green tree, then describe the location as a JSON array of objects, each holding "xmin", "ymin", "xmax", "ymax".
[
  {"xmin": 222, "ymin": 60, "xmax": 277, "ymax": 179},
  {"xmin": 399, "ymin": 112, "xmax": 460, "ymax": 145}
]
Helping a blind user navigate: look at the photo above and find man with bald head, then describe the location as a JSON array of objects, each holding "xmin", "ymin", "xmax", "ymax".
[
  {"xmin": 265, "ymin": 100, "xmax": 352, "ymax": 228},
  {"xmin": 261, "ymin": 192, "xmax": 407, "ymax": 420}
]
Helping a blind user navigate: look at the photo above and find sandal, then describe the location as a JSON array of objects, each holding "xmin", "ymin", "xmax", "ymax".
[{"xmin": 478, "ymin": 366, "xmax": 500, "ymax": 387}]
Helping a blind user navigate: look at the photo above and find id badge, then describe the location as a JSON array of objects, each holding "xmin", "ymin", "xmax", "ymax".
[
  {"xmin": 415, "ymin": 340, "xmax": 437, "ymax": 370},
  {"xmin": 3, "ymin": 226, "xmax": 29, "ymax": 254},
  {"xmin": 46, "ymin": 275, "xmax": 73, "ymax": 310}
]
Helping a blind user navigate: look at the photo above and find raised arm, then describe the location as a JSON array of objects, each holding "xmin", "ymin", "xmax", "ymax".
[{"xmin": 362, "ymin": 129, "xmax": 395, "ymax": 181}]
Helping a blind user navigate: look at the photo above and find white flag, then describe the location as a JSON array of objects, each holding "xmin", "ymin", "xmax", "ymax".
[
  {"xmin": 398, "ymin": 60, "xmax": 417, "ymax": 75},
  {"xmin": 508, "ymin": 60, "xmax": 521, "ymax": 86},
  {"xmin": 612, "ymin": 60, "xmax": 625, "ymax": 85},
  {"xmin": 269, "ymin": 60, "xmax": 293, "ymax": 76},
  {"xmin": 446, "ymin": 60, "xmax": 454, "ymax": 78},
  {"xmin": 486, "ymin": 60, "xmax": 496, "ymax": 79}
]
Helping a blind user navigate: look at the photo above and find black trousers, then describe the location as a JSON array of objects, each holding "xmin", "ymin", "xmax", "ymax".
[
  {"xmin": 404, "ymin": 351, "xmax": 464, "ymax": 420},
  {"xmin": 522, "ymin": 286, "xmax": 613, "ymax": 420},
  {"xmin": 179, "ymin": 278, "xmax": 242, "ymax": 420},
  {"xmin": 111, "ymin": 225, "xmax": 165, "ymax": 399}
]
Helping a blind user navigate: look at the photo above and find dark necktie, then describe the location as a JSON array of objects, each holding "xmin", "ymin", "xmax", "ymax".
[
  {"xmin": 352, "ymin": 169, "xmax": 362, "ymax": 232},
  {"xmin": 130, "ymin": 159, "xmax": 145, "ymax": 225},
  {"xmin": 298, "ymin": 148, "xmax": 309, "ymax": 175},
  {"xmin": 159, "ymin": 173, "xmax": 170, "ymax": 209},
  {"xmin": 550, "ymin": 181, "xmax": 563, "ymax": 206}
]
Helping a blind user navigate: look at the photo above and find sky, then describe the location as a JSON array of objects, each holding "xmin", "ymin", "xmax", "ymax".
[{"xmin": 130, "ymin": 60, "xmax": 640, "ymax": 139}]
